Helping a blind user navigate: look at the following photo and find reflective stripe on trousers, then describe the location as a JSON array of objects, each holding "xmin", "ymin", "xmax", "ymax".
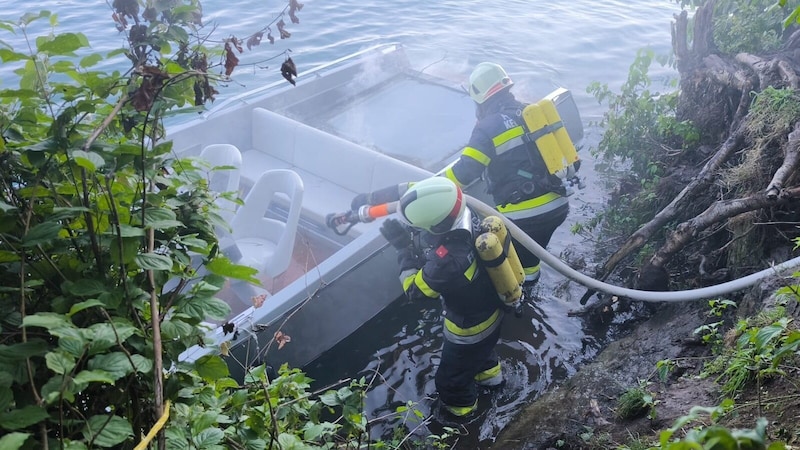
[
  {"xmin": 474, "ymin": 362, "xmax": 503, "ymax": 386},
  {"xmin": 497, "ymin": 192, "xmax": 568, "ymax": 220},
  {"xmin": 443, "ymin": 308, "xmax": 504, "ymax": 344},
  {"xmin": 442, "ymin": 399, "xmax": 478, "ymax": 417}
]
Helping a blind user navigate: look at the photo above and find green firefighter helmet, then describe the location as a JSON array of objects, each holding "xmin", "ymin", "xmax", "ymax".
[
  {"xmin": 469, "ymin": 62, "xmax": 513, "ymax": 104},
  {"xmin": 399, "ymin": 177, "xmax": 465, "ymax": 234}
]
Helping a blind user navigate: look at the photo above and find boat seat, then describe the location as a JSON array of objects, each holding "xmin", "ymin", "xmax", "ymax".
[
  {"xmin": 199, "ymin": 143, "xmax": 243, "ymax": 223},
  {"xmin": 243, "ymin": 107, "xmax": 431, "ymax": 228},
  {"xmin": 230, "ymin": 168, "xmax": 305, "ymax": 279}
]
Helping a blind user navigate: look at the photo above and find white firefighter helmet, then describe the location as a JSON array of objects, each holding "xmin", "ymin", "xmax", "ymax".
[
  {"xmin": 399, "ymin": 177, "xmax": 465, "ymax": 234},
  {"xmin": 468, "ymin": 62, "xmax": 513, "ymax": 104}
]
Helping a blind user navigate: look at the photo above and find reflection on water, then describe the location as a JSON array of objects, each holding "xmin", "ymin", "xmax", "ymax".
[{"xmin": 305, "ymin": 263, "xmax": 610, "ymax": 447}]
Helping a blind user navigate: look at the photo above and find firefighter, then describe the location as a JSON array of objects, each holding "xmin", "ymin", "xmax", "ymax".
[
  {"xmin": 444, "ymin": 62, "xmax": 571, "ymax": 294},
  {"xmin": 373, "ymin": 177, "xmax": 507, "ymax": 419}
]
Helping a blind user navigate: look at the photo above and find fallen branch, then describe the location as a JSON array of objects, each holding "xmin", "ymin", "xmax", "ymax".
[{"xmin": 646, "ymin": 185, "xmax": 800, "ymax": 271}]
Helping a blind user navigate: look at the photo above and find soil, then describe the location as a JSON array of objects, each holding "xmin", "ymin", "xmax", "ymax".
[{"xmin": 491, "ymin": 279, "xmax": 800, "ymax": 449}]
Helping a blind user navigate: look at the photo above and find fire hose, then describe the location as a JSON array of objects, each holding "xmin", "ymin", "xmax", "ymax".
[{"xmin": 326, "ymin": 195, "xmax": 800, "ymax": 303}]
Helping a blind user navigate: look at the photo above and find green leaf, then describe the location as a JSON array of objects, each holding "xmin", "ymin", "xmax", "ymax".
[
  {"xmin": 19, "ymin": 10, "xmax": 50, "ymax": 26},
  {"xmin": 160, "ymin": 317, "xmax": 195, "ymax": 340},
  {"xmin": 180, "ymin": 295, "xmax": 231, "ymax": 321},
  {"xmin": 37, "ymin": 32, "xmax": 88, "ymax": 55},
  {"xmin": 0, "ymin": 250, "xmax": 20, "ymax": 263},
  {"xmin": 55, "ymin": 327, "xmax": 87, "ymax": 357},
  {"xmin": 49, "ymin": 206, "xmax": 90, "ymax": 221},
  {"xmin": 176, "ymin": 235, "xmax": 209, "ymax": 251},
  {"xmin": 23, "ymin": 312, "xmax": 71, "ymax": 331},
  {"xmin": 83, "ymin": 415, "xmax": 133, "ymax": 448},
  {"xmin": 113, "ymin": 224, "xmax": 145, "ymax": 237},
  {"xmin": 0, "ymin": 405, "xmax": 49, "ymax": 430},
  {"xmin": 135, "ymin": 252, "xmax": 174, "ymax": 271},
  {"xmin": 74, "ymin": 369, "xmax": 116, "ymax": 386},
  {"xmin": 84, "ymin": 321, "xmax": 137, "ymax": 354},
  {"xmin": 0, "ymin": 342, "xmax": 48, "ymax": 364},
  {"xmin": 68, "ymin": 299, "xmax": 105, "ymax": 316},
  {"xmin": 65, "ymin": 279, "xmax": 107, "ymax": 297},
  {"xmin": 0, "ymin": 432, "xmax": 30, "ymax": 450},
  {"xmin": 206, "ymin": 257, "xmax": 259, "ymax": 283},
  {"xmin": 41, "ymin": 374, "xmax": 76, "ymax": 405},
  {"xmin": 0, "ymin": 48, "xmax": 29, "ymax": 63},
  {"xmin": 192, "ymin": 428, "xmax": 224, "ymax": 448},
  {"xmin": 195, "ymin": 355, "xmax": 230, "ymax": 381},
  {"xmin": 320, "ymin": 391, "xmax": 339, "ymax": 407},
  {"xmin": 71, "ymin": 150, "xmax": 105, "ymax": 171},
  {"xmin": 46, "ymin": 350, "xmax": 76, "ymax": 375},
  {"xmin": 142, "ymin": 207, "xmax": 177, "ymax": 224},
  {"xmin": 80, "ymin": 53, "xmax": 103, "ymax": 68},
  {"xmin": 22, "ymin": 221, "xmax": 63, "ymax": 247},
  {"xmin": 88, "ymin": 352, "xmax": 153, "ymax": 379},
  {"xmin": 277, "ymin": 433, "xmax": 303, "ymax": 449}
]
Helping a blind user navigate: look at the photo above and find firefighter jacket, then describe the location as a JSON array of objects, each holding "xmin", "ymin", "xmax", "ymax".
[
  {"xmin": 444, "ymin": 89, "xmax": 568, "ymax": 221},
  {"xmin": 395, "ymin": 223, "xmax": 504, "ymax": 345}
]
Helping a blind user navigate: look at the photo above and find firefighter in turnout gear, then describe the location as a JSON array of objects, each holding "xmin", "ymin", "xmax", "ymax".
[
  {"xmin": 444, "ymin": 62, "xmax": 572, "ymax": 294},
  {"xmin": 364, "ymin": 177, "xmax": 506, "ymax": 418}
]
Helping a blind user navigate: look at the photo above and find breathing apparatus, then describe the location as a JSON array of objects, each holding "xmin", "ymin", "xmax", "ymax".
[{"xmin": 521, "ymin": 98, "xmax": 584, "ymax": 196}]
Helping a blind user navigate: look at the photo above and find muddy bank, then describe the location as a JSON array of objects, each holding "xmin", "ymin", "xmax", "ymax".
[
  {"xmin": 493, "ymin": 298, "xmax": 715, "ymax": 449},
  {"xmin": 491, "ymin": 273, "xmax": 800, "ymax": 449}
]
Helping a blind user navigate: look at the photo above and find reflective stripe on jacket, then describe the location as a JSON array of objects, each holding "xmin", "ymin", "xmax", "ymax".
[
  {"xmin": 444, "ymin": 91, "xmax": 567, "ymax": 219},
  {"xmin": 396, "ymin": 227, "xmax": 502, "ymax": 343}
]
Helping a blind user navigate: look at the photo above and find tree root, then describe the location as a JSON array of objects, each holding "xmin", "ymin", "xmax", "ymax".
[{"xmin": 583, "ymin": 1, "xmax": 800, "ymax": 301}]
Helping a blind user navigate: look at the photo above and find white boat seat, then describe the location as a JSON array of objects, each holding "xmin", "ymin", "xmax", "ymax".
[
  {"xmin": 199, "ymin": 143, "xmax": 243, "ymax": 223},
  {"xmin": 243, "ymin": 107, "xmax": 431, "ymax": 229},
  {"xmin": 230, "ymin": 169, "xmax": 305, "ymax": 280}
]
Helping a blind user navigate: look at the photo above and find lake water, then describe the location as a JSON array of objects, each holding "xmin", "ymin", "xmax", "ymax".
[{"xmin": 2, "ymin": 0, "xmax": 684, "ymax": 447}]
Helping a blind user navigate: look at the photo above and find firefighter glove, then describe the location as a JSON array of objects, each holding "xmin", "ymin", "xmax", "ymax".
[
  {"xmin": 380, "ymin": 218, "xmax": 411, "ymax": 249},
  {"xmin": 351, "ymin": 193, "xmax": 370, "ymax": 211}
]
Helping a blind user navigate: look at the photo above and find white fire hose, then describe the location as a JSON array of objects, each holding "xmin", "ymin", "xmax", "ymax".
[{"xmin": 466, "ymin": 194, "xmax": 800, "ymax": 303}]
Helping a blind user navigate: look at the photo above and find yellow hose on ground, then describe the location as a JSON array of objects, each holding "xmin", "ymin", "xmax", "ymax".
[{"xmin": 133, "ymin": 400, "xmax": 171, "ymax": 450}]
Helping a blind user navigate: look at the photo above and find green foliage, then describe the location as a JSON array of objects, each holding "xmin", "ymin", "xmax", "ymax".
[
  {"xmin": 701, "ymin": 306, "xmax": 800, "ymax": 398},
  {"xmin": 616, "ymin": 380, "xmax": 659, "ymax": 420},
  {"xmin": 713, "ymin": 0, "xmax": 785, "ymax": 54},
  {"xmin": 0, "ymin": 4, "xmax": 445, "ymax": 450},
  {"xmin": 583, "ymin": 49, "xmax": 691, "ymax": 239},
  {"xmin": 587, "ymin": 48, "xmax": 687, "ymax": 178},
  {"xmin": 693, "ymin": 298, "xmax": 737, "ymax": 348},
  {"xmin": 674, "ymin": 0, "xmax": 794, "ymax": 54},
  {"xmin": 656, "ymin": 404, "xmax": 784, "ymax": 449}
]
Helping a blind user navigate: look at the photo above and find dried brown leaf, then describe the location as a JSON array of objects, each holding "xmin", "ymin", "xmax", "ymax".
[
  {"xmin": 252, "ymin": 293, "xmax": 267, "ymax": 308},
  {"xmin": 274, "ymin": 331, "xmax": 292, "ymax": 350},
  {"xmin": 267, "ymin": 31, "xmax": 275, "ymax": 44},
  {"xmin": 113, "ymin": 0, "xmax": 139, "ymax": 20},
  {"xmin": 224, "ymin": 42, "xmax": 239, "ymax": 77},
  {"xmin": 247, "ymin": 31, "xmax": 264, "ymax": 50},
  {"xmin": 281, "ymin": 57, "xmax": 297, "ymax": 85},
  {"xmin": 289, "ymin": 10, "xmax": 300, "ymax": 24},
  {"xmin": 277, "ymin": 19, "xmax": 291, "ymax": 39}
]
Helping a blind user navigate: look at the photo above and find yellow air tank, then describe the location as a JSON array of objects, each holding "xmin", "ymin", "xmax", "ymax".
[
  {"xmin": 522, "ymin": 99, "xmax": 581, "ymax": 179},
  {"xmin": 522, "ymin": 103, "xmax": 566, "ymax": 176},
  {"xmin": 480, "ymin": 216, "xmax": 524, "ymax": 284},
  {"xmin": 475, "ymin": 230, "xmax": 522, "ymax": 307},
  {"xmin": 537, "ymin": 98, "xmax": 579, "ymax": 169}
]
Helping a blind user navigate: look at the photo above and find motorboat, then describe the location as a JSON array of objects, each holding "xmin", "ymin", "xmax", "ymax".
[{"xmin": 172, "ymin": 43, "xmax": 584, "ymax": 377}]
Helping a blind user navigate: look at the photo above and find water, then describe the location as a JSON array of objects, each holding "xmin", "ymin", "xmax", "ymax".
[
  {"xmin": 2, "ymin": 0, "xmax": 680, "ymax": 121},
  {"xmin": 1, "ymin": 0, "xmax": 684, "ymax": 447}
]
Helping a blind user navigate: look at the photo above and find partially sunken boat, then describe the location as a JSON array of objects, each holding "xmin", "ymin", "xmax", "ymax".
[{"xmin": 171, "ymin": 43, "xmax": 584, "ymax": 376}]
